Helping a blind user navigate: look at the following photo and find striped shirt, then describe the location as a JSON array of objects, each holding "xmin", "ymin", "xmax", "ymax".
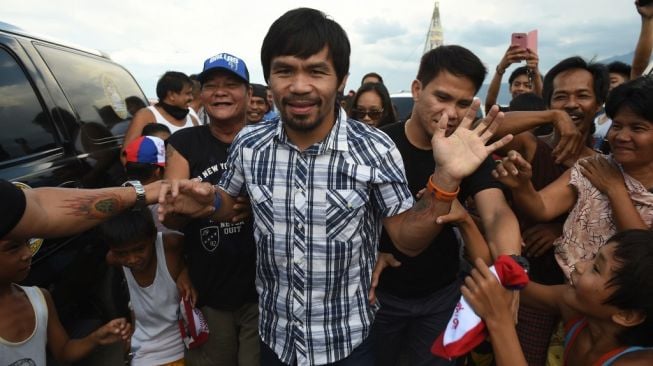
[{"xmin": 219, "ymin": 110, "xmax": 413, "ymax": 365}]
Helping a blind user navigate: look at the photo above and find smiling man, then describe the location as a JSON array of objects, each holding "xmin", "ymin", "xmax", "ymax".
[
  {"xmin": 164, "ymin": 53, "xmax": 260, "ymax": 366},
  {"xmin": 161, "ymin": 8, "xmax": 513, "ymax": 366}
]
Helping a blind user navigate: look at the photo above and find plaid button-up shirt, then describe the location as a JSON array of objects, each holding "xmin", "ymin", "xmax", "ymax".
[{"xmin": 219, "ymin": 111, "xmax": 413, "ymax": 366}]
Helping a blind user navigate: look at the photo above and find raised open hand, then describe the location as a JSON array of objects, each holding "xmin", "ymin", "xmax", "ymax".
[{"xmin": 431, "ymin": 100, "xmax": 513, "ymax": 182}]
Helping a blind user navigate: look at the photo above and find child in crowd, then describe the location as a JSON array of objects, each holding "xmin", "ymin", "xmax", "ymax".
[
  {"xmin": 141, "ymin": 122, "xmax": 172, "ymax": 141},
  {"xmin": 123, "ymin": 135, "xmax": 175, "ymax": 234},
  {"xmin": 100, "ymin": 209, "xmax": 195, "ymax": 366},
  {"xmin": 462, "ymin": 229, "xmax": 653, "ymax": 365},
  {"xmin": 0, "ymin": 238, "xmax": 130, "ymax": 365}
]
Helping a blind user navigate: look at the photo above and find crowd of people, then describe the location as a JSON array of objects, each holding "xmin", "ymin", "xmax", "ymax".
[{"xmin": 1, "ymin": 2, "xmax": 653, "ymax": 366}]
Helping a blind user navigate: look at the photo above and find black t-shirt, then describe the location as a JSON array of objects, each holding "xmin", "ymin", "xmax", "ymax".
[
  {"xmin": 378, "ymin": 121, "xmax": 501, "ymax": 298},
  {"xmin": 168, "ymin": 126, "xmax": 257, "ymax": 309},
  {"xmin": 0, "ymin": 180, "xmax": 26, "ymax": 239}
]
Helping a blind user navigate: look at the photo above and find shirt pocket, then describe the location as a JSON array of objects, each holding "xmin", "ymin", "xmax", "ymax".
[
  {"xmin": 326, "ymin": 188, "xmax": 369, "ymax": 242},
  {"xmin": 249, "ymin": 184, "xmax": 273, "ymax": 236}
]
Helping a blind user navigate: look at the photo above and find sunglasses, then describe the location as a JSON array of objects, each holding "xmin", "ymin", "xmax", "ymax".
[{"xmin": 351, "ymin": 108, "xmax": 384, "ymax": 120}]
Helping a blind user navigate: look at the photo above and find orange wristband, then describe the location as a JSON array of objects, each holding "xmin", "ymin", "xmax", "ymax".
[{"xmin": 426, "ymin": 174, "xmax": 460, "ymax": 202}]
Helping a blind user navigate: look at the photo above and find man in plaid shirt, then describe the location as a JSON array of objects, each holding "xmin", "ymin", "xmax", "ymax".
[{"xmin": 160, "ymin": 8, "xmax": 514, "ymax": 366}]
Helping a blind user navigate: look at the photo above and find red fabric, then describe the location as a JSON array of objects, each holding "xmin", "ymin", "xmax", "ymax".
[{"xmin": 431, "ymin": 255, "xmax": 529, "ymax": 359}]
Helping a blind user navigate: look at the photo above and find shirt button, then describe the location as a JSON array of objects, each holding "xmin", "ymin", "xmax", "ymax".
[{"xmin": 297, "ymin": 223, "xmax": 304, "ymax": 230}]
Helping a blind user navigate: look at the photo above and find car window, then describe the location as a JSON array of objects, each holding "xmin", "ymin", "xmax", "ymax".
[
  {"xmin": 0, "ymin": 48, "xmax": 58, "ymax": 163},
  {"xmin": 35, "ymin": 43, "xmax": 146, "ymax": 135},
  {"xmin": 391, "ymin": 96, "xmax": 413, "ymax": 122}
]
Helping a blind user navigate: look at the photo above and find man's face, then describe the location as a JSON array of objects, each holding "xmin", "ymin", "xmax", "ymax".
[
  {"xmin": 168, "ymin": 83, "xmax": 193, "ymax": 109},
  {"xmin": 201, "ymin": 70, "xmax": 249, "ymax": 123},
  {"xmin": 268, "ymin": 46, "xmax": 342, "ymax": 133},
  {"xmin": 510, "ymin": 74, "xmax": 533, "ymax": 99},
  {"xmin": 247, "ymin": 95, "xmax": 269, "ymax": 123},
  {"xmin": 549, "ymin": 68, "xmax": 601, "ymax": 134},
  {"xmin": 411, "ymin": 71, "xmax": 476, "ymax": 137},
  {"xmin": 608, "ymin": 72, "xmax": 628, "ymax": 91}
]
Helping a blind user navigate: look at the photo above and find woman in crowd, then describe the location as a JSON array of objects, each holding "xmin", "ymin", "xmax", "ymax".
[{"xmin": 350, "ymin": 82, "xmax": 397, "ymax": 128}]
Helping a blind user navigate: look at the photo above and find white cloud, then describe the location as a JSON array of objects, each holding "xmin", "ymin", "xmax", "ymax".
[{"xmin": 1, "ymin": 0, "xmax": 641, "ymax": 98}]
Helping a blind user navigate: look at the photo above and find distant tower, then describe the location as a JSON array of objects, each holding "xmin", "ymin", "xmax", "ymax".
[{"xmin": 423, "ymin": 1, "xmax": 444, "ymax": 54}]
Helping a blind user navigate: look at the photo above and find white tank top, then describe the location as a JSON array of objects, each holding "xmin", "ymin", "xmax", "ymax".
[
  {"xmin": 0, "ymin": 286, "xmax": 48, "ymax": 366},
  {"xmin": 124, "ymin": 233, "xmax": 183, "ymax": 365},
  {"xmin": 146, "ymin": 105, "xmax": 196, "ymax": 134}
]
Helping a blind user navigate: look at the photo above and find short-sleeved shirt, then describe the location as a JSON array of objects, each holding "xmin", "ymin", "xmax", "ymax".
[
  {"xmin": 377, "ymin": 121, "xmax": 502, "ymax": 298},
  {"xmin": 167, "ymin": 126, "xmax": 257, "ymax": 310},
  {"xmin": 553, "ymin": 156, "xmax": 653, "ymax": 278},
  {"xmin": 0, "ymin": 180, "xmax": 26, "ymax": 239},
  {"xmin": 219, "ymin": 111, "xmax": 413, "ymax": 366}
]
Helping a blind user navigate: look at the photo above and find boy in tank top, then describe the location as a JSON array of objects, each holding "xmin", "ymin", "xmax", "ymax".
[
  {"xmin": 0, "ymin": 238, "xmax": 131, "ymax": 365},
  {"xmin": 101, "ymin": 208, "xmax": 196, "ymax": 366}
]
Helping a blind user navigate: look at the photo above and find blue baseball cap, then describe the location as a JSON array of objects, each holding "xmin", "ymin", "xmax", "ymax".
[{"xmin": 198, "ymin": 53, "xmax": 249, "ymax": 84}]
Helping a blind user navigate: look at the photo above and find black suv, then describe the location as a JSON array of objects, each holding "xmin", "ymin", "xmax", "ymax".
[{"xmin": 0, "ymin": 21, "xmax": 148, "ymax": 365}]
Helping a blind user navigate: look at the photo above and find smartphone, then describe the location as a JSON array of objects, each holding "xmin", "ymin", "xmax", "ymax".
[
  {"xmin": 511, "ymin": 30, "xmax": 538, "ymax": 54},
  {"xmin": 511, "ymin": 33, "xmax": 528, "ymax": 49}
]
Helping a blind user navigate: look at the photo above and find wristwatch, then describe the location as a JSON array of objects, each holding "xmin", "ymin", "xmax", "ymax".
[{"xmin": 122, "ymin": 180, "xmax": 146, "ymax": 211}]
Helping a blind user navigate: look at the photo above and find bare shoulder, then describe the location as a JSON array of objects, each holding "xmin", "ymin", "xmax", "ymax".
[{"xmin": 613, "ymin": 349, "xmax": 653, "ymax": 365}]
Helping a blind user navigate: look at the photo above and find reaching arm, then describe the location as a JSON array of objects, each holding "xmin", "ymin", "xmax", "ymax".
[
  {"xmin": 435, "ymin": 199, "xmax": 492, "ymax": 264},
  {"xmin": 493, "ymin": 151, "xmax": 576, "ymax": 222},
  {"xmin": 383, "ymin": 102, "xmax": 513, "ymax": 256},
  {"xmin": 632, "ymin": 2, "xmax": 653, "ymax": 78},
  {"xmin": 4, "ymin": 181, "xmax": 165, "ymax": 241},
  {"xmin": 578, "ymin": 156, "xmax": 649, "ymax": 230},
  {"xmin": 45, "ymin": 288, "xmax": 130, "ymax": 362},
  {"xmin": 496, "ymin": 110, "xmax": 583, "ymax": 164},
  {"xmin": 474, "ymin": 188, "xmax": 522, "ymax": 258}
]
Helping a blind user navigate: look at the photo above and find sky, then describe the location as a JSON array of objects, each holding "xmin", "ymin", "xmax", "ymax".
[{"xmin": 1, "ymin": 0, "xmax": 643, "ymax": 100}]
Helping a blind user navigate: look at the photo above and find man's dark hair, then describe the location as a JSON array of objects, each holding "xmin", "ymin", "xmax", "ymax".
[
  {"xmin": 416, "ymin": 45, "xmax": 487, "ymax": 93},
  {"xmin": 508, "ymin": 92, "xmax": 546, "ymax": 112},
  {"xmin": 141, "ymin": 123, "xmax": 171, "ymax": 137},
  {"xmin": 542, "ymin": 57, "xmax": 609, "ymax": 107},
  {"xmin": 251, "ymin": 83, "xmax": 270, "ymax": 106},
  {"xmin": 156, "ymin": 71, "xmax": 192, "ymax": 101},
  {"xmin": 124, "ymin": 162, "xmax": 162, "ymax": 182},
  {"xmin": 605, "ymin": 76, "xmax": 653, "ymax": 123},
  {"xmin": 352, "ymin": 82, "xmax": 397, "ymax": 128},
  {"xmin": 361, "ymin": 72, "xmax": 384, "ymax": 85},
  {"xmin": 603, "ymin": 229, "xmax": 653, "ymax": 347},
  {"xmin": 607, "ymin": 61, "xmax": 632, "ymax": 80},
  {"xmin": 508, "ymin": 66, "xmax": 530, "ymax": 85},
  {"xmin": 261, "ymin": 8, "xmax": 350, "ymax": 86},
  {"xmin": 97, "ymin": 209, "xmax": 156, "ymax": 248}
]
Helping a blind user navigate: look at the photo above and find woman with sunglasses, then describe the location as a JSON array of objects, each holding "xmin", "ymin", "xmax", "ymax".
[{"xmin": 350, "ymin": 82, "xmax": 397, "ymax": 128}]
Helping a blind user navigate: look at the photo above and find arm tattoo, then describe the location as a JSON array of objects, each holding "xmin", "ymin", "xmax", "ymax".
[
  {"xmin": 412, "ymin": 193, "xmax": 434, "ymax": 213},
  {"xmin": 60, "ymin": 193, "xmax": 124, "ymax": 219}
]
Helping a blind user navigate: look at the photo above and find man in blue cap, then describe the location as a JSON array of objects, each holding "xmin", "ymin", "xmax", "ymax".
[{"xmin": 164, "ymin": 53, "xmax": 259, "ymax": 366}]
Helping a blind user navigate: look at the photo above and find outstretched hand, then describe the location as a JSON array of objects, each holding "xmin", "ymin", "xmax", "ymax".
[
  {"xmin": 158, "ymin": 179, "xmax": 216, "ymax": 222},
  {"xmin": 93, "ymin": 318, "xmax": 131, "ymax": 345},
  {"xmin": 431, "ymin": 100, "xmax": 513, "ymax": 182}
]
